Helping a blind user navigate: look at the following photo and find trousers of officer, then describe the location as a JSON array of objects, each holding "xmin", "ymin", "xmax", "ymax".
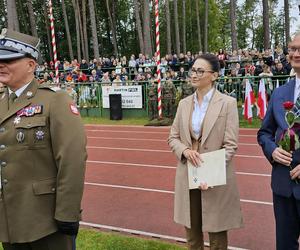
[{"xmin": 2, "ymin": 232, "xmax": 76, "ymax": 250}]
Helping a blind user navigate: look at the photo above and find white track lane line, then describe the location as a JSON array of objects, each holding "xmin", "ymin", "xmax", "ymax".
[
  {"xmin": 80, "ymin": 221, "xmax": 249, "ymax": 250},
  {"xmin": 86, "ymin": 129, "xmax": 258, "ymax": 137},
  {"xmin": 87, "ymin": 160, "xmax": 271, "ymax": 177},
  {"xmin": 84, "ymin": 182, "xmax": 273, "ymax": 206},
  {"xmin": 87, "ymin": 136, "xmax": 259, "ymax": 146},
  {"xmin": 87, "ymin": 145, "xmax": 265, "ymax": 158}
]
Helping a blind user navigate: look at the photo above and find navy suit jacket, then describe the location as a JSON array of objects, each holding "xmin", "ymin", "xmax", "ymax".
[{"xmin": 257, "ymin": 77, "xmax": 300, "ymax": 199}]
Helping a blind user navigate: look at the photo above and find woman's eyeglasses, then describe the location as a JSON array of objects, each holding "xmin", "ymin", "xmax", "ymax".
[{"xmin": 189, "ymin": 68, "xmax": 214, "ymax": 77}]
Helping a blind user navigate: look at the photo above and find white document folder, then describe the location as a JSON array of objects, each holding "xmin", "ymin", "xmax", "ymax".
[{"xmin": 188, "ymin": 148, "xmax": 226, "ymax": 189}]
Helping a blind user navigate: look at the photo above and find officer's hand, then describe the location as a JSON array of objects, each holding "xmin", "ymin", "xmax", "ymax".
[
  {"xmin": 183, "ymin": 149, "xmax": 203, "ymax": 167},
  {"xmin": 272, "ymin": 147, "xmax": 292, "ymax": 166},
  {"xmin": 56, "ymin": 220, "xmax": 79, "ymax": 236},
  {"xmin": 290, "ymin": 164, "xmax": 300, "ymax": 180}
]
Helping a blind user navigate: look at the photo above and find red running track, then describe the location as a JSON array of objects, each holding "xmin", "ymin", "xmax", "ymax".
[{"xmin": 82, "ymin": 125, "xmax": 274, "ymax": 250}]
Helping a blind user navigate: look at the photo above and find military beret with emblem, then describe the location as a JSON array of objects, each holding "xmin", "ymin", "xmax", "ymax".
[{"xmin": 0, "ymin": 28, "xmax": 40, "ymax": 61}]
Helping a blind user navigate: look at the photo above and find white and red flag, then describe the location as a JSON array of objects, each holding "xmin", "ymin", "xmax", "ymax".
[
  {"xmin": 257, "ymin": 79, "xmax": 268, "ymax": 119},
  {"xmin": 244, "ymin": 79, "xmax": 255, "ymax": 123}
]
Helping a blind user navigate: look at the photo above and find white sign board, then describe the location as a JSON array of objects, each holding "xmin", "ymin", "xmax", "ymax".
[{"xmin": 102, "ymin": 86, "xmax": 143, "ymax": 109}]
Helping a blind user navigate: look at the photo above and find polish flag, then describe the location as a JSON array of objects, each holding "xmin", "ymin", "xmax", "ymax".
[
  {"xmin": 244, "ymin": 79, "xmax": 255, "ymax": 123},
  {"xmin": 257, "ymin": 79, "xmax": 267, "ymax": 119}
]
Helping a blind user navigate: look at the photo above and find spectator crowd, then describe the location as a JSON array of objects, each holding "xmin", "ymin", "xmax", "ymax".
[{"xmin": 35, "ymin": 47, "xmax": 294, "ymax": 119}]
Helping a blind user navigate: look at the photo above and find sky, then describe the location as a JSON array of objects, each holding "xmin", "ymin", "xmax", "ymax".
[
  {"xmin": 237, "ymin": 0, "xmax": 299, "ymax": 34},
  {"xmin": 280, "ymin": 0, "xmax": 299, "ymax": 34}
]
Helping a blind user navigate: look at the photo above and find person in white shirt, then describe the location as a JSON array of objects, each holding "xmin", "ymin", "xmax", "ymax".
[{"xmin": 168, "ymin": 53, "xmax": 243, "ymax": 250}]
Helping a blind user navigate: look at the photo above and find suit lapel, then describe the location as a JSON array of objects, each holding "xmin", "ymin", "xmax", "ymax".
[
  {"xmin": 201, "ymin": 90, "xmax": 224, "ymax": 146},
  {"xmin": 182, "ymin": 96, "xmax": 193, "ymax": 147},
  {"xmin": 0, "ymin": 80, "xmax": 38, "ymax": 124}
]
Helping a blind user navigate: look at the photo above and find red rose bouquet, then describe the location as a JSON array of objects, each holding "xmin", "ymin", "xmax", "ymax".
[
  {"xmin": 278, "ymin": 101, "xmax": 300, "ymax": 152},
  {"xmin": 279, "ymin": 101, "xmax": 300, "ymax": 183}
]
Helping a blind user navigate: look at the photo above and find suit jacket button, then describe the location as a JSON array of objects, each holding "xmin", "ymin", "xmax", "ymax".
[
  {"xmin": 51, "ymin": 188, "xmax": 56, "ymax": 192},
  {"xmin": 0, "ymin": 145, "xmax": 6, "ymax": 150},
  {"xmin": 1, "ymin": 161, "xmax": 6, "ymax": 167},
  {"xmin": 0, "ymin": 128, "xmax": 5, "ymax": 133},
  {"xmin": 3, "ymin": 179, "xmax": 8, "ymax": 184}
]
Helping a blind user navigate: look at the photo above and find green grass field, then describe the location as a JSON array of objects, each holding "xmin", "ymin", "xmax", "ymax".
[{"xmin": 0, "ymin": 229, "xmax": 186, "ymax": 250}]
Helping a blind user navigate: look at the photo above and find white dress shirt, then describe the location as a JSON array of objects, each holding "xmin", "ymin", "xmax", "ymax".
[
  {"xmin": 192, "ymin": 88, "xmax": 214, "ymax": 139},
  {"xmin": 294, "ymin": 77, "xmax": 300, "ymax": 103},
  {"xmin": 8, "ymin": 82, "xmax": 31, "ymax": 98}
]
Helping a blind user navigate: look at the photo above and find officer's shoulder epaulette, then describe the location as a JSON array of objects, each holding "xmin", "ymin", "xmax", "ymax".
[{"xmin": 38, "ymin": 83, "xmax": 61, "ymax": 92}]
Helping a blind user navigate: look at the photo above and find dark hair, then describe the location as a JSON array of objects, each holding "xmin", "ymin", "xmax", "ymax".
[{"xmin": 196, "ymin": 53, "xmax": 220, "ymax": 73}]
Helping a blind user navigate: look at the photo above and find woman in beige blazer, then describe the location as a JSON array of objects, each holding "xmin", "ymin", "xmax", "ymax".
[{"xmin": 168, "ymin": 54, "xmax": 243, "ymax": 250}]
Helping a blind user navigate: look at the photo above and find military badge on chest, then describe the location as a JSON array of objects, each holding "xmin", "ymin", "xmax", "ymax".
[
  {"xmin": 16, "ymin": 130, "xmax": 25, "ymax": 143},
  {"xmin": 35, "ymin": 129, "xmax": 45, "ymax": 141}
]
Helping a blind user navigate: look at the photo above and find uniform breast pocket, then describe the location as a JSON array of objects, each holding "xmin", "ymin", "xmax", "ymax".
[{"xmin": 15, "ymin": 116, "xmax": 48, "ymax": 150}]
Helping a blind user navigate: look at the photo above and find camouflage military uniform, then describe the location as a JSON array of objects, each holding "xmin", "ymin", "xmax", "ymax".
[
  {"xmin": 162, "ymin": 80, "xmax": 176, "ymax": 118},
  {"xmin": 180, "ymin": 80, "xmax": 194, "ymax": 99},
  {"xmin": 147, "ymin": 81, "xmax": 158, "ymax": 120}
]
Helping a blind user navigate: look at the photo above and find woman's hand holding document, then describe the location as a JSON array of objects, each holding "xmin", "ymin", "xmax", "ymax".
[{"xmin": 187, "ymin": 148, "xmax": 226, "ymax": 189}]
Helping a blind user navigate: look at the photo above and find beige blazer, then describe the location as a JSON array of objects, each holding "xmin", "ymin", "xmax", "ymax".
[{"xmin": 168, "ymin": 90, "xmax": 243, "ymax": 232}]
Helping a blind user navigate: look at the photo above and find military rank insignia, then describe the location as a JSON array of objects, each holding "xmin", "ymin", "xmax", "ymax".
[
  {"xmin": 70, "ymin": 103, "xmax": 79, "ymax": 115},
  {"xmin": 35, "ymin": 130, "xmax": 45, "ymax": 140},
  {"xmin": 17, "ymin": 105, "xmax": 43, "ymax": 117}
]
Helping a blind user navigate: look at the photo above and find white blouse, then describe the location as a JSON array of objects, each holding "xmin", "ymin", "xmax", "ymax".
[{"xmin": 192, "ymin": 88, "xmax": 214, "ymax": 139}]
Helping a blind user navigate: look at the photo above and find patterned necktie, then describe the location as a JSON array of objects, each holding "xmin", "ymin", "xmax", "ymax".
[{"xmin": 8, "ymin": 92, "xmax": 17, "ymax": 109}]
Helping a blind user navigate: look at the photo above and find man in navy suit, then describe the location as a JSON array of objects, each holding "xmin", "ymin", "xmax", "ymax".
[{"xmin": 258, "ymin": 33, "xmax": 300, "ymax": 250}]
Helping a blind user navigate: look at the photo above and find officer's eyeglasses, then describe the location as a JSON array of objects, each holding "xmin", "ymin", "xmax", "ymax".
[
  {"xmin": 189, "ymin": 68, "xmax": 214, "ymax": 77},
  {"xmin": 288, "ymin": 47, "xmax": 300, "ymax": 54}
]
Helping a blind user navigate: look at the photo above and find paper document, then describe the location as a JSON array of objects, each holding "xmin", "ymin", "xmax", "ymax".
[{"xmin": 188, "ymin": 148, "xmax": 226, "ymax": 189}]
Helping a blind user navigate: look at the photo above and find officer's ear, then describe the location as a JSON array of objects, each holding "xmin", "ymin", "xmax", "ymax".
[{"xmin": 26, "ymin": 58, "xmax": 37, "ymax": 73}]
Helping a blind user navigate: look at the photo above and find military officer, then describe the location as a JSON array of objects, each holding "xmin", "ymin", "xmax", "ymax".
[
  {"xmin": 162, "ymin": 79, "xmax": 176, "ymax": 118},
  {"xmin": 0, "ymin": 29, "xmax": 87, "ymax": 250},
  {"xmin": 147, "ymin": 80, "xmax": 158, "ymax": 120},
  {"xmin": 180, "ymin": 79, "xmax": 195, "ymax": 99}
]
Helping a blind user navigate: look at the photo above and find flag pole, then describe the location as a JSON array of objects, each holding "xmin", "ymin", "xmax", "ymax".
[
  {"xmin": 48, "ymin": 0, "xmax": 59, "ymax": 85},
  {"xmin": 155, "ymin": 0, "xmax": 162, "ymax": 118}
]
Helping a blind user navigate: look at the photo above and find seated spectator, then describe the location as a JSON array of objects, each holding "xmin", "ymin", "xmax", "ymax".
[
  {"xmin": 57, "ymin": 60, "xmax": 64, "ymax": 71},
  {"xmin": 101, "ymin": 72, "xmax": 111, "ymax": 85},
  {"xmin": 91, "ymin": 69, "xmax": 100, "ymax": 82},
  {"xmin": 178, "ymin": 66, "xmax": 187, "ymax": 80},
  {"xmin": 80, "ymin": 59, "xmax": 89, "ymax": 74},
  {"xmin": 59, "ymin": 72, "xmax": 65, "ymax": 82},
  {"xmin": 244, "ymin": 61, "xmax": 255, "ymax": 76},
  {"xmin": 263, "ymin": 49, "xmax": 274, "ymax": 66},
  {"xmin": 77, "ymin": 71, "xmax": 88, "ymax": 82},
  {"xmin": 63, "ymin": 60, "xmax": 71, "ymax": 71},
  {"xmin": 112, "ymin": 74, "xmax": 122, "ymax": 86},
  {"xmin": 254, "ymin": 59, "xmax": 264, "ymax": 76},
  {"xmin": 160, "ymin": 57, "xmax": 168, "ymax": 74},
  {"xmin": 121, "ymin": 56, "xmax": 127, "ymax": 67},
  {"xmin": 259, "ymin": 64, "xmax": 274, "ymax": 93},
  {"xmin": 89, "ymin": 58, "xmax": 98, "ymax": 71},
  {"xmin": 65, "ymin": 72, "xmax": 73, "ymax": 82},
  {"xmin": 273, "ymin": 62, "xmax": 288, "ymax": 86},
  {"xmin": 120, "ymin": 67, "xmax": 128, "ymax": 81},
  {"xmin": 115, "ymin": 62, "xmax": 122, "ymax": 75}
]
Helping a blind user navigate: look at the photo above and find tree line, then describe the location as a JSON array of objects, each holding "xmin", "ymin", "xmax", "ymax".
[{"xmin": 0, "ymin": 0, "xmax": 294, "ymax": 62}]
